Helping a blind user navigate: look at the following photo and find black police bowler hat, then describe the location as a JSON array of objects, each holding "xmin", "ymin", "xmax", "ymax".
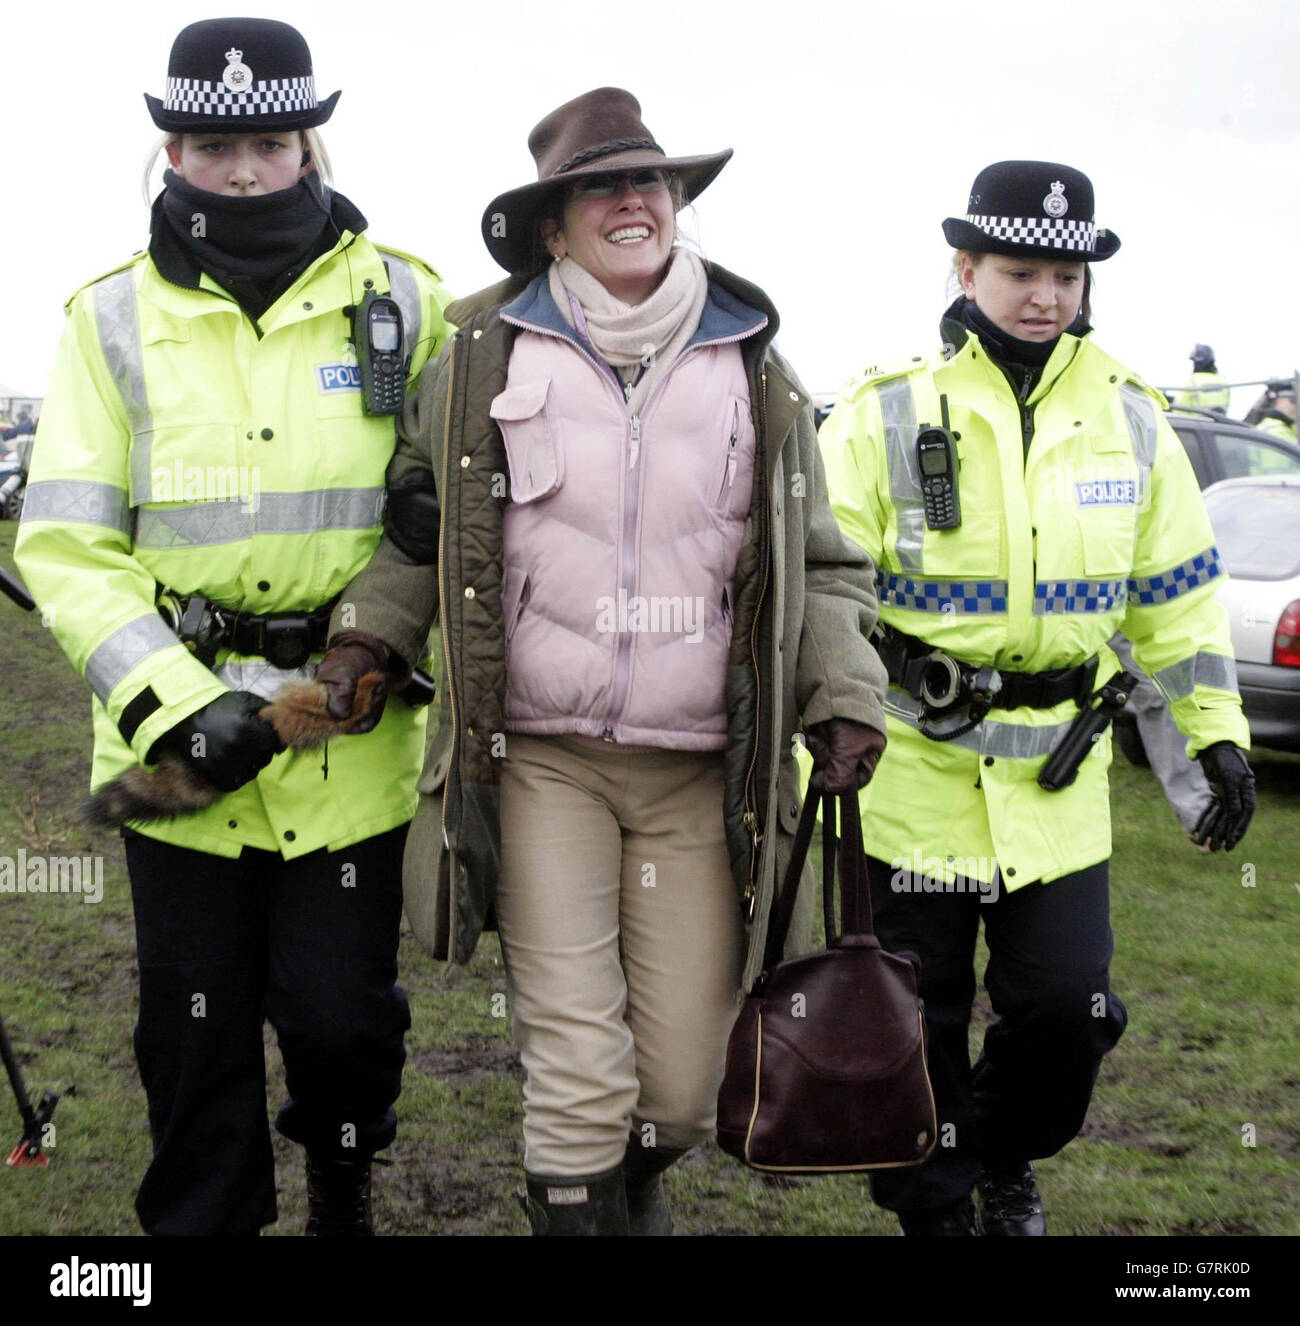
[
  {"xmin": 943, "ymin": 161, "xmax": 1120, "ymax": 262},
  {"xmin": 145, "ymin": 18, "xmax": 340, "ymax": 134}
]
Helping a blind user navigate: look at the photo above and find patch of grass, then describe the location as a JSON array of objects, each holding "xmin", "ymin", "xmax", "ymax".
[{"xmin": 2, "ymin": 519, "xmax": 1297, "ymax": 1234}]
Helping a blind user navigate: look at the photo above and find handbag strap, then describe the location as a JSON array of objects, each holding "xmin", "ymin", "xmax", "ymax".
[
  {"xmin": 762, "ymin": 789, "xmax": 821, "ymax": 971},
  {"xmin": 762, "ymin": 788, "xmax": 876, "ymax": 971},
  {"xmin": 836, "ymin": 789, "xmax": 874, "ymax": 938}
]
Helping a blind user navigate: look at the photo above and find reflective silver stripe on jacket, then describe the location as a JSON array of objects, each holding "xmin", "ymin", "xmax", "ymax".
[
  {"xmin": 1119, "ymin": 384, "xmax": 1158, "ymax": 511},
  {"xmin": 385, "ymin": 256, "xmax": 422, "ymax": 359},
  {"xmin": 133, "ymin": 488, "xmax": 384, "ymax": 548},
  {"xmin": 215, "ymin": 658, "xmax": 319, "ymax": 701},
  {"xmin": 884, "ymin": 687, "xmax": 1075, "ymax": 759},
  {"xmin": 875, "ymin": 377, "xmax": 925, "ymax": 574},
  {"xmin": 92, "ymin": 270, "xmax": 154, "ymax": 500},
  {"xmin": 1151, "ymin": 652, "xmax": 1239, "ymax": 703},
  {"xmin": 84, "ymin": 612, "xmax": 179, "ymax": 702},
  {"xmin": 21, "ymin": 480, "xmax": 131, "ymax": 533}
]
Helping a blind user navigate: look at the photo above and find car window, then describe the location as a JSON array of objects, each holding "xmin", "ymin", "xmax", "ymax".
[
  {"xmin": 1215, "ymin": 431, "xmax": 1300, "ymax": 480},
  {"xmin": 1172, "ymin": 426, "xmax": 1213, "ymax": 487},
  {"xmin": 1204, "ymin": 485, "xmax": 1300, "ymax": 580}
]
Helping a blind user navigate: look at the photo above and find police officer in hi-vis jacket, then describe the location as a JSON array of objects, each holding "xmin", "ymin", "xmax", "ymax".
[
  {"xmin": 16, "ymin": 18, "xmax": 452, "ymax": 1235},
  {"xmin": 816, "ymin": 161, "xmax": 1255, "ymax": 1236}
]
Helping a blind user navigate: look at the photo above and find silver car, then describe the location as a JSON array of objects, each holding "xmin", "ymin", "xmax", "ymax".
[{"xmin": 1203, "ymin": 475, "xmax": 1300, "ymax": 752}]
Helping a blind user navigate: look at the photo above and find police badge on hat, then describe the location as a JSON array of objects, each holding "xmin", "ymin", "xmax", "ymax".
[
  {"xmin": 145, "ymin": 18, "xmax": 341, "ymax": 133},
  {"xmin": 1043, "ymin": 180, "xmax": 1068, "ymax": 218},
  {"xmin": 221, "ymin": 47, "xmax": 253, "ymax": 93}
]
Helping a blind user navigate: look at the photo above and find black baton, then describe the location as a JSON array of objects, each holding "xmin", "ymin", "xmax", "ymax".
[
  {"xmin": 1, "ymin": 565, "xmax": 35, "ymax": 612},
  {"xmin": 1037, "ymin": 671, "xmax": 1141, "ymax": 792}
]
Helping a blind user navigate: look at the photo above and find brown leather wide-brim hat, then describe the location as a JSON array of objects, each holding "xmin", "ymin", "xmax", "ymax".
[{"xmin": 481, "ymin": 87, "xmax": 733, "ymax": 274}]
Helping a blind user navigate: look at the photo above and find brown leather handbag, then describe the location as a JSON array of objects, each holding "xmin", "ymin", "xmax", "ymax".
[{"xmin": 716, "ymin": 789, "xmax": 938, "ymax": 1172}]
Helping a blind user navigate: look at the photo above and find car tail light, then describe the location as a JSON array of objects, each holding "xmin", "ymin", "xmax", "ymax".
[{"xmin": 1274, "ymin": 601, "xmax": 1300, "ymax": 667}]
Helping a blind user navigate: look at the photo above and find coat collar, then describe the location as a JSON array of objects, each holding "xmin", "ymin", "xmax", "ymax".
[
  {"xmin": 497, "ymin": 263, "xmax": 769, "ymax": 353},
  {"xmin": 936, "ymin": 300, "xmax": 1132, "ymax": 407},
  {"xmin": 448, "ymin": 260, "xmax": 802, "ymax": 463},
  {"xmin": 137, "ymin": 226, "xmax": 381, "ymax": 331}
]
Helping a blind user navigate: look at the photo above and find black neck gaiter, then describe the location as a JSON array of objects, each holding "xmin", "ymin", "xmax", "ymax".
[
  {"xmin": 156, "ymin": 169, "xmax": 337, "ymax": 318},
  {"xmin": 960, "ymin": 298, "xmax": 1060, "ymax": 372}
]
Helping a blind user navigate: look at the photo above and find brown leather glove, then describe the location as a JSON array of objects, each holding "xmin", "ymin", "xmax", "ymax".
[
  {"xmin": 805, "ymin": 718, "xmax": 887, "ymax": 793},
  {"xmin": 316, "ymin": 630, "xmax": 397, "ymax": 732}
]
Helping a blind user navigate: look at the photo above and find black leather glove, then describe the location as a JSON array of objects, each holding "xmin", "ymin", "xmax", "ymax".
[
  {"xmin": 805, "ymin": 719, "xmax": 887, "ymax": 793},
  {"xmin": 149, "ymin": 691, "xmax": 286, "ymax": 793},
  {"xmin": 1192, "ymin": 741, "xmax": 1256, "ymax": 852}
]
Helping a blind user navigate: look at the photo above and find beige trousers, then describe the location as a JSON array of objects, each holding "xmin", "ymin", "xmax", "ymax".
[{"xmin": 497, "ymin": 734, "xmax": 744, "ymax": 1176}]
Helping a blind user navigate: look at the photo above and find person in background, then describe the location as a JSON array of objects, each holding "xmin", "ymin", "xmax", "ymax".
[
  {"xmin": 817, "ymin": 160, "xmax": 1255, "ymax": 1237},
  {"xmin": 1250, "ymin": 385, "xmax": 1297, "ymax": 444},
  {"xmin": 1173, "ymin": 344, "xmax": 1230, "ymax": 413},
  {"xmin": 16, "ymin": 17, "xmax": 453, "ymax": 1235},
  {"xmin": 320, "ymin": 86, "xmax": 890, "ymax": 1235}
]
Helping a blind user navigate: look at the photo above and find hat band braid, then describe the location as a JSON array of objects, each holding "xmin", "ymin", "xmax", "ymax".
[
  {"xmin": 965, "ymin": 213, "xmax": 1099, "ymax": 252},
  {"xmin": 553, "ymin": 137, "xmax": 663, "ymax": 175}
]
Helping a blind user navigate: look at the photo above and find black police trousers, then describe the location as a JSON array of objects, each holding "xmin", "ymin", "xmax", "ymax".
[
  {"xmin": 865, "ymin": 855, "xmax": 1127, "ymax": 1214},
  {"xmin": 124, "ymin": 825, "xmax": 410, "ymax": 1235}
]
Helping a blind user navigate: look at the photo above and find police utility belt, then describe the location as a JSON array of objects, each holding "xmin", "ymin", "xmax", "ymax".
[
  {"xmin": 873, "ymin": 624, "xmax": 1137, "ymax": 792},
  {"xmin": 156, "ymin": 589, "xmax": 435, "ymax": 707}
]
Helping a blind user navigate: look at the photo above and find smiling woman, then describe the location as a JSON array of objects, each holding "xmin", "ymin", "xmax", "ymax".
[{"xmin": 327, "ymin": 84, "xmax": 892, "ymax": 1235}]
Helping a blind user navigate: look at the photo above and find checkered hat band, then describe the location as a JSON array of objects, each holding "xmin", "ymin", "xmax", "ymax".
[
  {"xmin": 965, "ymin": 213, "xmax": 1098, "ymax": 252},
  {"xmin": 164, "ymin": 76, "xmax": 317, "ymax": 116}
]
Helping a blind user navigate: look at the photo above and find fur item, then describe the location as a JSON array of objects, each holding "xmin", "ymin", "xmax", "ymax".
[{"xmin": 83, "ymin": 673, "xmax": 386, "ymax": 828}]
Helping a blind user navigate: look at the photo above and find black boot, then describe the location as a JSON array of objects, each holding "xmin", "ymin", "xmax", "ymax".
[
  {"xmin": 524, "ymin": 1162, "xmax": 628, "ymax": 1236},
  {"xmin": 623, "ymin": 1137, "xmax": 687, "ymax": 1236},
  {"xmin": 304, "ymin": 1153, "xmax": 374, "ymax": 1236},
  {"xmin": 976, "ymin": 1161, "xmax": 1047, "ymax": 1236},
  {"xmin": 896, "ymin": 1194, "xmax": 976, "ymax": 1236}
]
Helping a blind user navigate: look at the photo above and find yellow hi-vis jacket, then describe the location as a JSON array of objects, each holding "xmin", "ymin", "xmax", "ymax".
[
  {"xmin": 1173, "ymin": 370, "xmax": 1230, "ymax": 412},
  {"xmin": 16, "ymin": 234, "xmax": 453, "ymax": 858},
  {"xmin": 815, "ymin": 321, "xmax": 1248, "ymax": 889}
]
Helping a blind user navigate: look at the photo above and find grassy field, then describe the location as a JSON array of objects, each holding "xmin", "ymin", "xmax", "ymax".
[{"xmin": 1, "ymin": 518, "xmax": 1297, "ymax": 1236}]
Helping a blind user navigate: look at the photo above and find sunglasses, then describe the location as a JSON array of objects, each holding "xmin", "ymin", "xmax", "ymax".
[{"xmin": 567, "ymin": 168, "xmax": 674, "ymax": 201}]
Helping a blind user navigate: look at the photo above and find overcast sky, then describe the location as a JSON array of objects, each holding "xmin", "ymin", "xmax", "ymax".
[{"xmin": 3, "ymin": 0, "xmax": 1296, "ymax": 416}]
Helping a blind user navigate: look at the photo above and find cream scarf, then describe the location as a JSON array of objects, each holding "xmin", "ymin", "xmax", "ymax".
[{"xmin": 548, "ymin": 248, "xmax": 709, "ymax": 415}]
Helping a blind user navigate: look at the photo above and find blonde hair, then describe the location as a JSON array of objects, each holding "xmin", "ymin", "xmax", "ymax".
[{"xmin": 141, "ymin": 128, "xmax": 333, "ymax": 205}]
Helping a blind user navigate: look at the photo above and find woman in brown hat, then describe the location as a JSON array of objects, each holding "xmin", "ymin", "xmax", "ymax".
[{"xmin": 323, "ymin": 87, "xmax": 890, "ymax": 1234}]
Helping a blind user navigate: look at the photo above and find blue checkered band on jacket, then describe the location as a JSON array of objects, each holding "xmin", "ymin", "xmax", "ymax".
[
  {"xmin": 164, "ymin": 76, "xmax": 317, "ymax": 116},
  {"xmin": 965, "ymin": 214, "xmax": 1098, "ymax": 252},
  {"xmin": 877, "ymin": 571, "xmax": 1008, "ymax": 614},
  {"xmin": 1034, "ymin": 579, "xmax": 1127, "ymax": 615},
  {"xmin": 1127, "ymin": 548, "xmax": 1222, "ymax": 605}
]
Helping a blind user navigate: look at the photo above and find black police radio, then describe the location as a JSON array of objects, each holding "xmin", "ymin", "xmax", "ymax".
[
  {"xmin": 916, "ymin": 394, "xmax": 960, "ymax": 530},
  {"xmin": 349, "ymin": 284, "xmax": 406, "ymax": 416}
]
